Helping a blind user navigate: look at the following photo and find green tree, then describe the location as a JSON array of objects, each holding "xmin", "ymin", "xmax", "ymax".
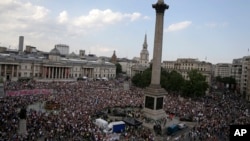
[
  {"xmin": 161, "ymin": 70, "xmax": 185, "ymax": 94},
  {"xmin": 132, "ymin": 68, "xmax": 185, "ymax": 92},
  {"xmin": 215, "ymin": 76, "xmax": 236, "ymax": 90},
  {"xmin": 215, "ymin": 76, "xmax": 222, "ymax": 82},
  {"xmin": 131, "ymin": 68, "xmax": 151, "ymax": 88},
  {"xmin": 115, "ymin": 63, "xmax": 122, "ymax": 74},
  {"xmin": 182, "ymin": 70, "xmax": 208, "ymax": 97}
]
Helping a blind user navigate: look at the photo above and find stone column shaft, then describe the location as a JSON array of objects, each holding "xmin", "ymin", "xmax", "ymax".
[
  {"xmin": 59, "ymin": 68, "xmax": 61, "ymax": 79},
  {"xmin": 4, "ymin": 65, "xmax": 6, "ymax": 77},
  {"xmin": 55, "ymin": 67, "xmax": 57, "ymax": 79},
  {"xmin": 48, "ymin": 67, "xmax": 51, "ymax": 79},
  {"xmin": 66, "ymin": 68, "xmax": 69, "ymax": 78},
  {"xmin": 52, "ymin": 67, "xmax": 54, "ymax": 78},
  {"xmin": 11, "ymin": 65, "xmax": 14, "ymax": 78},
  {"xmin": 151, "ymin": 1, "xmax": 168, "ymax": 86}
]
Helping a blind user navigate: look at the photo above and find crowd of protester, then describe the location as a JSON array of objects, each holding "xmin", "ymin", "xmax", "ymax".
[
  {"xmin": 163, "ymin": 91, "xmax": 249, "ymax": 141},
  {"xmin": 0, "ymin": 80, "xmax": 249, "ymax": 141}
]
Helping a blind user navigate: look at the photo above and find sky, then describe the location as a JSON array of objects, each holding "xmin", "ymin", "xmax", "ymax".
[{"xmin": 0, "ymin": 0, "xmax": 250, "ymax": 64}]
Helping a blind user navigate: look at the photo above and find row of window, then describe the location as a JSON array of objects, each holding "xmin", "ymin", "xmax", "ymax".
[
  {"xmin": 163, "ymin": 66, "xmax": 207, "ymax": 71},
  {"xmin": 20, "ymin": 72, "xmax": 116, "ymax": 78}
]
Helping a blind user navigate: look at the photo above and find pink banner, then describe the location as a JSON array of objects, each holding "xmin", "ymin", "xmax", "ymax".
[{"xmin": 6, "ymin": 89, "xmax": 53, "ymax": 96}]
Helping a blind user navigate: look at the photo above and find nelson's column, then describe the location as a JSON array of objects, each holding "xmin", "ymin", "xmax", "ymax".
[{"xmin": 143, "ymin": 0, "xmax": 169, "ymax": 120}]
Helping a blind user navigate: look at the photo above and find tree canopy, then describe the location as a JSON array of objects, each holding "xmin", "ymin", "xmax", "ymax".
[
  {"xmin": 131, "ymin": 67, "xmax": 152, "ymax": 88},
  {"xmin": 161, "ymin": 70, "xmax": 184, "ymax": 93},
  {"xmin": 132, "ymin": 68, "xmax": 209, "ymax": 98},
  {"xmin": 215, "ymin": 76, "xmax": 236, "ymax": 90},
  {"xmin": 115, "ymin": 63, "xmax": 122, "ymax": 74},
  {"xmin": 181, "ymin": 70, "xmax": 209, "ymax": 97}
]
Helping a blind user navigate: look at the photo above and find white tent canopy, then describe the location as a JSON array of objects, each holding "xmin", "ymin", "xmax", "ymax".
[{"xmin": 101, "ymin": 77, "xmax": 108, "ymax": 81}]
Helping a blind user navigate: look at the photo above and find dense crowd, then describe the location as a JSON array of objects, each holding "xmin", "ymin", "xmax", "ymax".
[
  {"xmin": 163, "ymin": 92, "xmax": 249, "ymax": 141},
  {"xmin": 0, "ymin": 80, "xmax": 249, "ymax": 141}
]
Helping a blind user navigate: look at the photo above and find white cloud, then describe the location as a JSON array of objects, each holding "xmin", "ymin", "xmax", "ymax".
[
  {"xmin": 128, "ymin": 12, "xmax": 141, "ymax": 21},
  {"xmin": 72, "ymin": 9, "xmax": 142, "ymax": 28},
  {"xmin": 0, "ymin": 0, "xmax": 49, "ymax": 31},
  {"xmin": 166, "ymin": 21, "xmax": 192, "ymax": 32},
  {"xmin": 90, "ymin": 45, "xmax": 116, "ymax": 55},
  {"xmin": 0, "ymin": 0, "xmax": 146, "ymax": 53},
  {"xmin": 30, "ymin": 5, "xmax": 49, "ymax": 21},
  {"xmin": 58, "ymin": 11, "xmax": 68, "ymax": 24}
]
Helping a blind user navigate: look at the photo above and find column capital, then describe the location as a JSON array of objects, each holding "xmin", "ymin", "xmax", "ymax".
[{"xmin": 152, "ymin": 1, "xmax": 169, "ymax": 14}]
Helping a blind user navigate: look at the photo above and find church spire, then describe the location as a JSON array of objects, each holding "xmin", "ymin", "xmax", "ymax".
[
  {"xmin": 110, "ymin": 50, "xmax": 117, "ymax": 64},
  {"xmin": 140, "ymin": 34, "xmax": 149, "ymax": 62},
  {"xmin": 143, "ymin": 34, "xmax": 148, "ymax": 49}
]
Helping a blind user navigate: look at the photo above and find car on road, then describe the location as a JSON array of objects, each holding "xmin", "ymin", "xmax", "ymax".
[
  {"xmin": 166, "ymin": 123, "xmax": 188, "ymax": 136},
  {"xmin": 166, "ymin": 124, "xmax": 179, "ymax": 135}
]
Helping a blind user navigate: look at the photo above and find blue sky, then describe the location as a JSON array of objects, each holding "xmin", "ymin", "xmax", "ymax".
[{"xmin": 0, "ymin": 0, "xmax": 249, "ymax": 64}]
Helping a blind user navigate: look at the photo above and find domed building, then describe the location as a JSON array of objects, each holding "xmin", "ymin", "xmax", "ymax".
[
  {"xmin": 49, "ymin": 47, "xmax": 61, "ymax": 61},
  {"xmin": 0, "ymin": 37, "xmax": 116, "ymax": 82}
]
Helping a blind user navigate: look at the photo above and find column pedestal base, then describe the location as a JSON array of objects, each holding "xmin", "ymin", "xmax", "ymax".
[{"xmin": 143, "ymin": 85, "xmax": 167, "ymax": 121}]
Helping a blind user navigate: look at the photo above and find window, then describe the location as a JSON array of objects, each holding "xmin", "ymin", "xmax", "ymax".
[
  {"xmin": 145, "ymin": 96, "xmax": 154, "ymax": 110},
  {"xmin": 25, "ymin": 66, "xmax": 27, "ymax": 69},
  {"xmin": 156, "ymin": 97, "xmax": 163, "ymax": 110}
]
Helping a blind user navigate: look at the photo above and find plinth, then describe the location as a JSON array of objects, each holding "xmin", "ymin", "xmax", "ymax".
[
  {"xmin": 18, "ymin": 119, "xmax": 27, "ymax": 135},
  {"xmin": 123, "ymin": 82, "xmax": 130, "ymax": 90},
  {"xmin": 143, "ymin": 85, "xmax": 167, "ymax": 120},
  {"xmin": 18, "ymin": 107, "xmax": 27, "ymax": 135}
]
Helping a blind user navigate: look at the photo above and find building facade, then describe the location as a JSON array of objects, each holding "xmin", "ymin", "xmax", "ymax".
[
  {"xmin": 214, "ymin": 63, "xmax": 232, "ymax": 78},
  {"xmin": 119, "ymin": 58, "xmax": 137, "ymax": 77},
  {"xmin": 246, "ymin": 61, "xmax": 250, "ymax": 101},
  {"xmin": 231, "ymin": 58, "xmax": 242, "ymax": 91},
  {"xmin": 0, "ymin": 47, "xmax": 116, "ymax": 82},
  {"xmin": 162, "ymin": 58, "xmax": 213, "ymax": 85},
  {"xmin": 240, "ymin": 56, "xmax": 250, "ymax": 97},
  {"xmin": 117, "ymin": 34, "xmax": 150, "ymax": 77}
]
